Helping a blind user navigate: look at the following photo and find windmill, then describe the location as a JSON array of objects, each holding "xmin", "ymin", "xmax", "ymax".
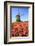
[{"xmin": 16, "ymin": 8, "xmax": 24, "ymax": 22}]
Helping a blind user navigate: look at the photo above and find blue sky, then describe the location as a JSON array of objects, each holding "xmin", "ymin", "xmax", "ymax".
[{"xmin": 10, "ymin": 7, "xmax": 29, "ymax": 22}]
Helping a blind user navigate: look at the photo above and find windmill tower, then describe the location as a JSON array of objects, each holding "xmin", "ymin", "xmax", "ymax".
[
  {"xmin": 16, "ymin": 8, "xmax": 21, "ymax": 22},
  {"xmin": 16, "ymin": 14, "xmax": 21, "ymax": 22}
]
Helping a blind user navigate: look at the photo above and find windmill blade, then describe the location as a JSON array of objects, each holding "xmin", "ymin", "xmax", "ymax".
[
  {"xmin": 17, "ymin": 8, "xmax": 24, "ymax": 17},
  {"xmin": 20, "ymin": 14, "xmax": 24, "ymax": 16}
]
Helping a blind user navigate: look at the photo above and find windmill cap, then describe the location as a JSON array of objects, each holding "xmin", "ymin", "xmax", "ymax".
[{"xmin": 16, "ymin": 15, "xmax": 20, "ymax": 17}]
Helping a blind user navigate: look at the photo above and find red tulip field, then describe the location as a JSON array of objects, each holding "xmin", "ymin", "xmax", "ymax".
[{"xmin": 10, "ymin": 21, "xmax": 29, "ymax": 37}]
